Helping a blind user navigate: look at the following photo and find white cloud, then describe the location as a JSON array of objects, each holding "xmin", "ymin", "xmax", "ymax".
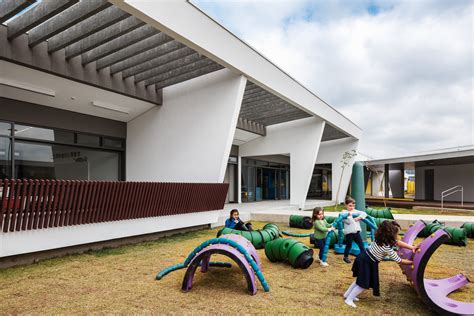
[{"xmin": 194, "ymin": 0, "xmax": 473, "ymax": 159}]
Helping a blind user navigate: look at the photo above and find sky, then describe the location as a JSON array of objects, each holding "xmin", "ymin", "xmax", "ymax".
[{"xmin": 193, "ymin": 0, "xmax": 473, "ymax": 159}]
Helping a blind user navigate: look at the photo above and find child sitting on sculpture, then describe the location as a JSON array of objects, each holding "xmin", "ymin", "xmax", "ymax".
[
  {"xmin": 312, "ymin": 207, "xmax": 335, "ymax": 267},
  {"xmin": 341, "ymin": 196, "xmax": 368, "ymax": 264},
  {"xmin": 225, "ymin": 209, "xmax": 253, "ymax": 231},
  {"xmin": 343, "ymin": 220, "xmax": 418, "ymax": 308}
]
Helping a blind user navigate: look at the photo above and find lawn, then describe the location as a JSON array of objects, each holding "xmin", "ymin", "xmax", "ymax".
[{"xmin": 0, "ymin": 222, "xmax": 472, "ymax": 314}]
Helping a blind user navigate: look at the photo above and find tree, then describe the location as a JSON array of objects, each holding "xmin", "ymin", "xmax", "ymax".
[{"xmin": 334, "ymin": 149, "xmax": 357, "ymax": 210}]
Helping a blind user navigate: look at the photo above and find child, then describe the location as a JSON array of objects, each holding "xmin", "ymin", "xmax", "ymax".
[
  {"xmin": 343, "ymin": 220, "xmax": 417, "ymax": 308},
  {"xmin": 341, "ymin": 196, "xmax": 367, "ymax": 264},
  {"xmin": 225, "ymin": 209, "xmax": 253, "ymax": 231},
  {"xmin": 312, "ymin": 207, "xmax": 335, "ymax": 267}
]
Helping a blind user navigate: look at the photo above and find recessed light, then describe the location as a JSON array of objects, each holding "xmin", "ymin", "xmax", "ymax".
[{"xmin": 92, "ymin": 101, "xmax": 130, "ymax": 114}]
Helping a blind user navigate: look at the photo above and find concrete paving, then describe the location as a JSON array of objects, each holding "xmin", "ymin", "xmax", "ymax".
[{"xmin": 212, "ymin": 200, "xmax": 473, "ymax": 230}]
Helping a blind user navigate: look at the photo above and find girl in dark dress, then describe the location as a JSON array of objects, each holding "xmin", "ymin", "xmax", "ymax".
[{"xmin": 343, "ymin": 221, "xmax": 418, "ymax": 308}]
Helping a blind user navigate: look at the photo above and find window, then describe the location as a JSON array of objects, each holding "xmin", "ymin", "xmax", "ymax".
[
  {"xmin": 77, "ymin": 133, "xmax": 100, "ymax": 146},
  {"xmin": 0, "ymin": 137, "xmax": 12, "ymax": 178}
]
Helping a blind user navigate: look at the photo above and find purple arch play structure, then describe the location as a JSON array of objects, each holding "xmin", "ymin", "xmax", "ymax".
[
  {"xmin": 182, "ymin": 234, "xmax": 266, "ymax": 295},
  {"xmin": 399, "ymin": 220, "xmax": 473, "ymax": 315}
]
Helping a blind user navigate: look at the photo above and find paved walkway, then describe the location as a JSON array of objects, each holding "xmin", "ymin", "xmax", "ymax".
[{"xmin": 213, "ymin": 200, "xmax": 473, "ymax": 229}]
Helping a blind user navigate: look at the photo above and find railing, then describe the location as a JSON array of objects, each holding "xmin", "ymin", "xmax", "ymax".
[
  {"xmin": 441, "ymin": 185, "xmax": 463, "ymax": 210},
  {"xmin": 0, "ymin": 179, "xmax": 228, "ymax": 233}
]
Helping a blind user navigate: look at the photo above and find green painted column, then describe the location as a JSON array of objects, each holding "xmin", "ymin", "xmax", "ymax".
[{"xmin": 351, "ymin": 161, "xmax": 367, "ymax": 239}]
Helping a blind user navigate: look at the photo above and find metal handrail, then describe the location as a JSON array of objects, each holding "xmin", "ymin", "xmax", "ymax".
[{"xmin": 441, "ymin": 185, "xmax": 463, "ymax": 210}]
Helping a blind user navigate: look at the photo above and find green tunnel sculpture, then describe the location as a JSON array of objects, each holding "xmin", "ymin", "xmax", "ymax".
[
  {"xmin": 365, "ymin": 207, "xmax": 394, "ymax": 219},
  {"xmin": 264, "ymin": 238, "xmax": 314, "ymax": 269},
  {"xmin": 461, "ymin": 222, "xmax": 474, "ymax": 238},
  {"xmin": 216, "ymin": 223, "xmax": 280, "ymax": 249},
  {"xmin": 289, "ymin": 215, "xmax": 313, "ymax": 229},
  {"xmin": 417, "ymin": 220, "xmax": 468, "ymax": 246}
]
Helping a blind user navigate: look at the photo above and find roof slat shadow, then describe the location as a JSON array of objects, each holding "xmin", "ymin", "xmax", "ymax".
[
  {"xmin": 28, "ymin": 0, "xmax": 111, "ymax": 47},
  {"xmin": 65, "ymin": 16, "xmax": 145, "ymax": 59},
  {"xmin": 146, "ymin": 58, "xmax": 215, "ymax": 86},
  {"xmin": 154, "ymin": 63, "xmax": 224, "ymax": 89},
  {"xmin": 47, "ymin": 6, "xmax": 129, "ymax": 53},
  {"xmin": 7, "ymin": 0, "xmax": 78, "ymax": 40},
  {"xmin": 0, "ymin": 0, "xmax": 36, "ymax": 24},
  {"xmin": 321, "ymin": 124, "xmax": 350, "ymax": 141}
]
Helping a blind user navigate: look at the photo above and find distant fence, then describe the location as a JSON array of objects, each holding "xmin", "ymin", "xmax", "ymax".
[{"xmin": 0, "ymin": 179, "xmax": 228, "ymax": 233}]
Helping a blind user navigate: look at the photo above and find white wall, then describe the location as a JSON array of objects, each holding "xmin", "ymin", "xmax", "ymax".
[
  {"xmin": 126, "ymin": 69, "xmax": 246, "ymax": 182},
  {"xmin": 415, "ymin": 163, "xmax": 474, "ymax": 202},
  {"xmin": 316, "ymin": 138, "xmax": 359, "ymax": 204},
  {"xmin": 239, "ymin": 117, "xmax": 325, "ymax": 209},
  {"xmin": 0, "ymin": 211, "xmax": 218, "ymax": 257}
]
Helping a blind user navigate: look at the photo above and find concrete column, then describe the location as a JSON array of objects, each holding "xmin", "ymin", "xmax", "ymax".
[
  {"xmin": 239, "ymin": 117, "xmax": 325, "ymax": 209},
  {"xmin": 126, "ymin": 68, "xmax": 247, "ymax": 182}
]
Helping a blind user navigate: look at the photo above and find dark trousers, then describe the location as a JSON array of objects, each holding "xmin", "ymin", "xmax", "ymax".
[
  {"xmin": 344, "ymin": 232, "xmax": 365, "ymax": 258},
  {"xmin": 234, "ymin": 221, "xmax": 253, "ymax": 231},
  {"xmin": 315, "ymin": 238, "xmax": 326, "ymax": 260}
]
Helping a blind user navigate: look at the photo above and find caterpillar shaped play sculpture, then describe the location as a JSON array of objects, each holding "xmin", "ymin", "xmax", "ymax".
[
  {"xmin": 155, "ymin": 234, "xmax": 269, "ymax": 295},
  {"xmin": 399, "ymin": 220, "xmax": 473, "ymax": 315},
  {"xmin": 216, "ymin": 223, "xmax": 280, "ymax": 249},
  {"xmin": 264, "ymin": 238, "xmax": 314, "ymax": 269}
]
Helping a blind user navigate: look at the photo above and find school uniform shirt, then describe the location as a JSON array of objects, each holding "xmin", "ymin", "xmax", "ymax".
[
  {"xmin": 341, "ymin": 209, "xmax": 367, "ymax": 235},
  {"xmin": 313, "ymin": 219, "xmax": 332, "ymax": 239}
]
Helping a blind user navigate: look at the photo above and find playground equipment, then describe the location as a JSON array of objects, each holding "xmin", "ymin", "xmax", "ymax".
[
  {"xmin": 418, "ymin": 220, "xmax": 468, "ymax": 246},
  {"xmin": 289, "ymin": 215, "xmax": 312, "ymax": 229},
  {"xmin": 398, "ymin": 220, "xmax": 473, "ymax": 315},
  {"xmin": 155, "ymin": 234, "xmax": 269, "ymax": 295},
  {"xmin": 320, "ymin": 213, "xmax": 377, "ymax": 262},
  {"xmin": 216, "ymin": 223, "xmax": 280, "ymax": 249},
  {"xmin": 461, "ymin": 222, "xmax": 474, "ymax": 238},
  {"xmin": 264, "ymin": 238, "xmax": 314, "ymax": 269},
  {"xmin": 365, "ymin": 207, "xmax": 394, "ymax": 219}
]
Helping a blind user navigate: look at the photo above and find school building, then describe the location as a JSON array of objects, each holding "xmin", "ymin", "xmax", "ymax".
[{"xmin": 0, "ymin": 0, "xmax": 361, "ymax": 260}]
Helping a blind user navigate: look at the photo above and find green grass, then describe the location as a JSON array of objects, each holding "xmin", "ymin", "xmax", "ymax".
[
  {"xmin": 322, "ymin": 205, "xmax": 473, "ymax": 216},
  {"xmin": 0, "ymin": 222, "xmax": 473, "ymax": 314}
]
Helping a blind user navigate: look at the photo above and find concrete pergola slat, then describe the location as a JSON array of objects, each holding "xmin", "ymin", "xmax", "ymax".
[
  {"xmin": 241, "ymin": 104, "xmax": 305, "ymax": 121},
  {"xmin": 65, "ymin": 16, "xmax": 145, "ymax": 59},
  {"xmin": 131, "ymin": 50, "xmax": 201, "ymax": 82},
  {"xmin": 7, "ymin": 0, "xmax": 78, "ymax": 40},
  {"xmin": 242, "ymin": 93, "xmax": 281, "ymax": 105},
  {"xmin": 241, "ymin": 96, "xmax": 286, "ymax": 109},
  {"xmin": 0, "ymin": 0, "xmax": 35, "ymax": 24},
  {"xmin": 47, "ymin": 6, "xmax": 130, "ymax": 53},
  {"xmin": 95, "ymin": 32, "xmax": 173, "ymax": 70},
  {"xmin": 109, "ymin": 40, "xmax": 185, "ymax": 75},
  {"xmin": 145, "ymin": 58, "xmax": 215, "ymax": 86},
  {"xmin": 125, "ymin": 47, "xmax": 196, "ymax": 80},
  {"xmin": 28, "ymin": 0, "xmax": 111, "ymax": 47},
  {"xmin": 154, "ymin": 63, "xmax": 224, "ymax": 89},
  {"xmin": 81, "ymin": 25, "xmax": 158, "ymax": 65}
]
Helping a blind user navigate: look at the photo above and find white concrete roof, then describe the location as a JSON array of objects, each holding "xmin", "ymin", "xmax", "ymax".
[
  {"xmin": 365, "ymin": 145, "xmax": 474, "ymax": 165},
  {"xmin": 111, "ymin": 0, "xmax": 362, "ymax": 140}
]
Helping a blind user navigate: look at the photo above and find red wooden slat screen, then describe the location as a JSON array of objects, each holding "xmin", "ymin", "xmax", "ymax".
[{"xmin": 0, "ymin": 179, "xmax": 228, "ymax": 233}]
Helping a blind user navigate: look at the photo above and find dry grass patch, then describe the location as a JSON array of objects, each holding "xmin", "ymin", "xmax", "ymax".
[{"xmin": 0, "ymin": 222, "xmax": 473, "ymax": 314}]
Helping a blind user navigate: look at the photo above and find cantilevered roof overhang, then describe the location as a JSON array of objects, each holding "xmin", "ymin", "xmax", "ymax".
[
  {"xmin": 0, "ymin": 0, "xmax": 360, "ymax": 141},
  {"xmin": 110, "ymin": 0, "xmax": 362, "ymax": 140}
]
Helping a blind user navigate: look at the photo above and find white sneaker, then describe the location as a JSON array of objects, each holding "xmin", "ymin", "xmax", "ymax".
[
  {"xmin": 344, "ymin": 299, "xmax": 357, "ymax": 308},
  {"xmin": 320, "ymin": 261, "xmax": 329, "ymax": 267},
  {"xmin": 354, "ymin": 297, "xmax": 359, "ymax": 301}
]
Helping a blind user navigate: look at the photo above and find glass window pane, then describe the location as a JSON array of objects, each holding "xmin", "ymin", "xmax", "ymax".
[
  {"xmin": 0, "ymin": 122, "xmax": 12, "ymax": 136},
  {"xmin": 77, "ymin": 133, "xmax": 100, "ymax": 146},
  {"xmin": 102, "ymin": 137, "xmax": 123, "ymax": 149},
  {"xmin": 0, "ymin": 138, "xmax": 12, "ymax": 178},
  {"xmin": 14, "ymin": 142, "xmax": 120, "ymax": 180},
  {"xmin": 53, "ymin": 130, "xmax": 75, "ymax": 144},
  {"xmin": 14, "ymin": 124, "xmax": 55, "ymax": 141}
]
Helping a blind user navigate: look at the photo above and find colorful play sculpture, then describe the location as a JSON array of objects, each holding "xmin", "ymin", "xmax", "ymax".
[
  {"xmin": 155, "ymin": 234, "xmax": 269, "ymax": 295},
  {"xmin": 264, "ymin": 238, "xmax": 314, "ymax": 269},
  {"xmin": 399, "ymin": 220, "xmax": 473, "ymax": 315},
  {"xmin": 216, "ymin": 223, "xmax": 280, "ymax": 249},
  {"xmin": 289, "ymin": 215, "xmax": 313, "ymax": 229}
]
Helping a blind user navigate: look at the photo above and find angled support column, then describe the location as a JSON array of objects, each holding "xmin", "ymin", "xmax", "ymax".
[
  {"xmin": 316, "ymin": 138, "xmax": 360, "ymax": 205},
  {"xmin": 126, "ymin": 68, "xmax": 246, "ymax": 182},
  {"xmin": 239, "ymin": 117, "xmax": 325, "ymax": 209}
]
